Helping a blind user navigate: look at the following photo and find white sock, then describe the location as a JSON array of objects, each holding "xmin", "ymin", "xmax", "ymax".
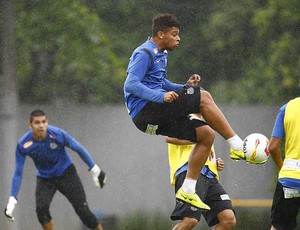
[
  {"xmin": 182, "ymin": 178, "xmax": 197, "ymax": 194},
  {"xmin": 227, "ymin": 134, "xmax": 243, "ymax": 150}
]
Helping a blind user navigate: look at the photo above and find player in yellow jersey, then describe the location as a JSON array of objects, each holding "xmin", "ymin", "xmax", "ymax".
[
  {"xmin": 268, "ymin": 79, "xmax": 300, "ymax": 230},
  {"xmin": 167, "ymin": 114, "xmax": 236, "ymax": 230}
]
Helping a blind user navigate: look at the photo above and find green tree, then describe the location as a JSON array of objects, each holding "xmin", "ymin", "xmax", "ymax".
[
  {"xmin": 16, "ymin": 0, "xmax": 125, "ymax": 104},
  {"xmin": 248, "ymin": 0, "xmax": 300, "ymax": 104},
  {"xmin": 12, "ymin": 0, "xmax": 300, "ymax": 105},
  {"xmin": 209, "ymin": 0, "xmax": 300, "ymax": 104}
]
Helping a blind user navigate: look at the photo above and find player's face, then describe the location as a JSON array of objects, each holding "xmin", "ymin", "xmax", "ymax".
[
  {"xmin": 29, "ymin": 115, "xmax": 48, "ymax": 140},
  {"xmin": 161, "ymin": 27, "xmax": 180, "ymax": 51}
]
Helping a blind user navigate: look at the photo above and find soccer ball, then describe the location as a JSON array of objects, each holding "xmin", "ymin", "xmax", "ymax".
[{"xmin": 243, "ymin": 133, "xmax": 270, "ymax": 164}]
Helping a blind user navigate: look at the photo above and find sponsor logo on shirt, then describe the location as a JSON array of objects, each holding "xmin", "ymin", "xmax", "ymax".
[{"xmin": 23, "ymin": 141, "xmax": 33, "ymax": 149}]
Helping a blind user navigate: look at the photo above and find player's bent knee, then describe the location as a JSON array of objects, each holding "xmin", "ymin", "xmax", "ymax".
[
  {"xmin": 182, "ymin": 217, "xmax": 198, "ymax": 228},
  {"xmin": 36, "ymin": 206, "xmax": 52, "ymax": 225},
  {"xmin": 188, "ymin": 219, "xmax": 198, "ymax": 228},
  {"xmin": 76, "ymin": 205, "xmax": 99, "ymax": 229},
  {"xmin": 196, "ymin": 125, "xmax": 215, "ymax": 144},
  {"xmin": 221, "ymin": 216, "xmax": 236, "ymax": 229},
  {"xmin": 200, "ymin": 90, "xmax": 214, "ymax": 105}
]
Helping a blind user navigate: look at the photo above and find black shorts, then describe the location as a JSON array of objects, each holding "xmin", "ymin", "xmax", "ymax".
[
  {"xmin": 133, "ymin": 86, "xmax": 202, "ymax": 142},
  {"xmin": 171, "ymin": 171, "xmax": 234, "ymax": 227},
  {"xmin": 271, "ymin": 181, "xmax": 300, "ymax": 230}
]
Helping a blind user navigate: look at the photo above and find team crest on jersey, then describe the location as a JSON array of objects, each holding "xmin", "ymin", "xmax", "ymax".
[
  {"xmin": 186, "ymin": 87, "xmax": 194, "ymax": 95},
  {"xmin": 50, "ymin": 142, "xmax": 57, "ymax": 149},
  {"xmin": 23, "ymin": 141, "xmax": 33, "ymax": 149},
  {"xmin": 153, "ymin": 48, "xmax": 158, "ymax": 54}
]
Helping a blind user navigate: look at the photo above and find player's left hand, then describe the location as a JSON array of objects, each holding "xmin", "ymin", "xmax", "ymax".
[
  {"xmin": 164, "ymin": 91, "xmax": 179, "ymax": 103},
  {"xmin": 90, "ymin": 164, "xmax": 107, "ymax": 188},
  {"xmin": 186, "ymin": 74, "xmax": 201, "ymax": 86},
  {"xmin": 216, "ymin": 158, "xmax": 224, "ymax": 171}
]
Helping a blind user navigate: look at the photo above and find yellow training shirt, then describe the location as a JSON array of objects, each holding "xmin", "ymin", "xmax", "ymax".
[
  {"xmin": 168, "ymin": 143, "xmax": 219, "ymax": 186},
  {"xmin": 279, "ymin": 97, "xmax": 300, "ymax": 180}
]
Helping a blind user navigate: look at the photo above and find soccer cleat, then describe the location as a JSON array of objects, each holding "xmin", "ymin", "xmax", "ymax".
[
  {"xmin": 175, "ymin": 188, "xmax": 210, "ymax": 211},
  {"xmin": 245, "ymin": 157, "xmax": 267, "ymax": 164},
  {"xmin": 229, "ymin": 148, "xmax": 246, "ymax": 161}
]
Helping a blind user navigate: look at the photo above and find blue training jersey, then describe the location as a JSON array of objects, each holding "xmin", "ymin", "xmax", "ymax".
[
  {"xmin": 271, "ymin": 103, "xmax": 286, "ymax": 139},
  {"xmin": 10, "ymin": 125, "xmax": 95, "ymax": 198},
  {"xmin": 124, "ymin": 38, "xmax": 184, "ymax": 119}
]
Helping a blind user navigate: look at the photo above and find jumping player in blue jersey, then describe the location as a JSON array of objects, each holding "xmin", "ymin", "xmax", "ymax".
[
  {"xmin": 4, "ymin": 110, "xmax": 106, "ymax": 230},
  {"xmin": 124, "ymin": 13, "xmax": 245, "ymax": 211}
]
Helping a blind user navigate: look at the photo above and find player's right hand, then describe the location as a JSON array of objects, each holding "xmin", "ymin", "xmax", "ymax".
[
  {"xmin": 164, "ymin": 91, "xmax": 178, "ymax": 103},
  {"xmin": 4, "ymin": 196, "xmax": 17, "ymax": 222}
]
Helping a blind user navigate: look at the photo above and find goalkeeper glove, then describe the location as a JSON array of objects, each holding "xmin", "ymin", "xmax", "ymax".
[
  {"xmin": 4, "ymin": 196, "xmax": 17, "ymax": 222},
  {"xmin": 90, "ymin": 164, "xmax": 107, "ymax": 188}
]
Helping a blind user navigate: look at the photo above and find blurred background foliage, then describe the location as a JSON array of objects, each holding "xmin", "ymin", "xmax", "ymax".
[{"xmin": 1, "ymin": 0, "xmax": 300, "ymax": 105}]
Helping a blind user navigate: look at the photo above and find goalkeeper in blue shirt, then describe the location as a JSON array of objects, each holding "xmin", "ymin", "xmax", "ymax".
[
  {"xmin": 4, "ymin": 110, "xmax": 107, "ymax": 230},
  {"xmin": 124, "ymin": 13, "xmax": 245, "ymax": 211}
]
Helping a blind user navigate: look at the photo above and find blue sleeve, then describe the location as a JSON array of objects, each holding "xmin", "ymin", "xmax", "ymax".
[
  {"xmin": 61, "ymin": 130, "xmax": 95, "ymax": 169},
  {"xmin": 11, "ymin": 146, "xmax": 26, "ymax": 198},
  {"xmin": 163, "ymin": 79, "xmax": 184, "ymax": 91},
  {"xmin": 271, "ymin": 104, "xmax": 286, "ymax": 139},
  {"xmin": 124, "ymin": 52, "xmax": 165, "ymax": 103}
]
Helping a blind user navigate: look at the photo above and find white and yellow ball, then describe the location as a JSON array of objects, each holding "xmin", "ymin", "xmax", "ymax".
[{"xmin": 243, "ymin": 133, "xmax": 270, "ymax": 164}]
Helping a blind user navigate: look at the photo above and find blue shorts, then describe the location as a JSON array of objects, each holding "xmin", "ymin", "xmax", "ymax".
[
  {"xmin": 133, "ymin": 86, "xmax": 202, "ymax": 142},
  {"xmin": 171, "ymin": 171, "xmax": 234, "ymax": 227}
]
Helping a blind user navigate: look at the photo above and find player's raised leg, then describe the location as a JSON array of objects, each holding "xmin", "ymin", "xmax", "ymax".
[{"xmin": 199, "ymin": 90, "xmax": 244, "ymax": 159}]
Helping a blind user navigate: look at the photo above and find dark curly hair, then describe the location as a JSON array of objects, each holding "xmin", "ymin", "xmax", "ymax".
[{"xmin": 152, "ymin": 13, "xmax": 180, "ymax": 36}]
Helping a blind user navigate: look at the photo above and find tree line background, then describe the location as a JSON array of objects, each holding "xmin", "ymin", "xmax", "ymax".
[{"xmin": 1, "ymin": 0, "xmax": 299, "ymax": 106}]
